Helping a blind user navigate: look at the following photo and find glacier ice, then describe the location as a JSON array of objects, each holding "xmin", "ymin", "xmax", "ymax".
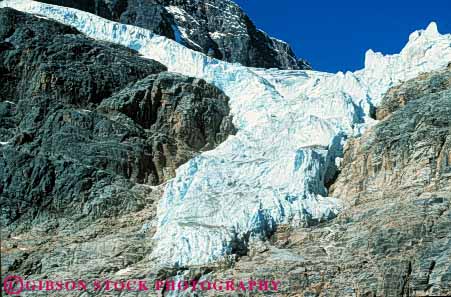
[{"xmin": 2, "ymin": 0, "xmax": 451, "ymax": 267}]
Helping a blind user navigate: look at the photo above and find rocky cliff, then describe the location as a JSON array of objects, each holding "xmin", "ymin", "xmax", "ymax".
[
  {"xmin": 0, "ymin": 7, "xmax": 235, "ymax": 284},
  {"xmin": 35, "ymin": 0, "xmax": 311, "ymax": 70}
]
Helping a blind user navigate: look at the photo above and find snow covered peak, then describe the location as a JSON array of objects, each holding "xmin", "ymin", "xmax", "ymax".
[
  {"xmin": 366, "ymin": 22, "xmax": 449, "ymax": 71},
  {"xmin": 364, "ymin": 49, "xmax": 384, "ymax": 69},
  {"xmin": 425, "ymin": 21, "xmax": 439, "ymax": 36},
  {"xmin": 366, "ymin": 22, "xmax": 448, "ymax": 70},
  {"xmin": 361, "ymin": 22, "xmax": 451, "ymax": 106},
  {"xmin": 409, "ymin": 21, "xmax": 440, "ymax": 42},
  {"xmin": 403, "ymin": 22, "xmax": 450, "ymax": 57},
  {"xmin": 2, "ymin": 0, "xmax": 451, "ymax": 268}
]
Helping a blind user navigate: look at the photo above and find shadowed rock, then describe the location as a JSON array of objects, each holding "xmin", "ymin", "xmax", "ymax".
[
  {"xmin": 0, "ymin": 8, "xmax": 235, "ymax": 284},
  {"xmin": 36, "ymin": 0, "xmax": 312, "ymax": 70}
]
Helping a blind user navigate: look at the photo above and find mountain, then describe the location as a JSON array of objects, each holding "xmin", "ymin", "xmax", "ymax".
[
  {"xmin": 35, "ymin": 0, "xmax": 312, "ymax": 70},
  {"xmin": 0, "ymin": 5, "xmax": 235, "ymax": 278},
  {"xmin": 1, "ymin": 0, "xmax": 451, "ymax": 296}
]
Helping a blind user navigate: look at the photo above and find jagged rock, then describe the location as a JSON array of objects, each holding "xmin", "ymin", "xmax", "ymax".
[
  {"xmin": 376, "ymin": 64, "xmax": 451, "ymax": 120},
  {"xmin": 332, "ymin": 67, "xmax": 451, "ymax": 203},
  {"xmin": 0, "ymin": 8, "xmax": 235, "ymax": 286},
  {"xmin": 98, "ymin": 72, "xmax": 236, "ymax": 181},
  {"xmin": 36, "ymin": 0, "xmax": 311, "ymax": 70},
  {"xmin": 0, "ymin": 8, "xmax": 166, "ymax": 104}
]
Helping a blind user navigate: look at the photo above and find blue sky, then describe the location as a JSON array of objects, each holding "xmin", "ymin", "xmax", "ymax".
[{"xmin": 235, "ymin": 0, "xmax": 451, "ymax": 73}]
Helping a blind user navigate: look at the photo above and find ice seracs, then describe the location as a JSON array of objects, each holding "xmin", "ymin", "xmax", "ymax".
[
  {"xmin": 409, "ymin": 21, "xmax": 439, "ymax": 41},
  {"xmin": 2, "ymin": 0, "xmax": 451, "ymax": 267}
]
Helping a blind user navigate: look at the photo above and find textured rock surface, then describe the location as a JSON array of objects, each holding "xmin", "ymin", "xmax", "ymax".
[
  {"xmin": 0, "ymin": 8, "xmax": 234, "ymax": 289},
  {"xmin": 376, "ymin": 63, "xmax": 451, "ymax": 121},
  {"xmin": 36, "ymin": 0, "xmax": 311, "ymax": 70},
  {"xmin": 4, "ymin": 1, "xmax": 450, "ymax": 270},
  {"xmin": 332, "ymin": 65, "xmax": 451, "ymax": 202}
]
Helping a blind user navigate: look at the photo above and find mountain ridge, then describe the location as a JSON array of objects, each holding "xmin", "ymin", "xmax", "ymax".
[{"xmin": 35, "ymin": 0, "xmax": 312, "ymax": 70}]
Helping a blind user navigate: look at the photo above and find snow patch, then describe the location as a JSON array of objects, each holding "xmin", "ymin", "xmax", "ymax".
[
  {"xmin": 165, "ymin": 6, "xmax": 187, "ymax": 22},
  {"xmin": 177, "ymin": 26, "xmax": 202, "ymax": 50}
]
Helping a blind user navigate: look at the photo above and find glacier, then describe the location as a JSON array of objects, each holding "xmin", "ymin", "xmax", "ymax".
[{"xmin": 2, "ymin": 0, "xmax": 451, "ymax": 268}]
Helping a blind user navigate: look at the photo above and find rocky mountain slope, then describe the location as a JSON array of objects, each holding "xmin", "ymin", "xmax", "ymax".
[
  {"xmin": 0, "ymin": 6, "xmax": 235, "ymax": 284},
  {"xmin": 36, "ymin": 0, "xmax": 311, "ymax": 70}
]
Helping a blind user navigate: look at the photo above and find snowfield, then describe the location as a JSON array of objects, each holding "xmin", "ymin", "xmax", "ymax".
[{"xmin": 2, "ymin": 0, "xmax": 451, "ymax": 267}]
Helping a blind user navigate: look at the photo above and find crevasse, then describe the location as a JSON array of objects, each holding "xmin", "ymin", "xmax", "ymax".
[{"xmin": 2, "ymin": 0, "xmax": 451, "ymax": 267}]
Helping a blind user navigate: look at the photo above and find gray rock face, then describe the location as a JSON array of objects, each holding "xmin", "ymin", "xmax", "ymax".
[
  {"xmin": 0, "ymin": 8, "xmax": 235, "ymax": 285},
  {"xmin": 36, "ymin": 0, "xmax": 312, "ymax": 70},
  {"xmin": 326, "ymin": 66, "xmax": 451, "ymax": 296},
  {"xmin": 376, "ymin": 64, "xmax": 451, "ymax": 121},
  {"xmin": 98, "ymin": 72, "xmax": 236, "ymax": 182},
  {"xmin": 332, "ymin": 65, "xmax": 451, "ymax": 203}
]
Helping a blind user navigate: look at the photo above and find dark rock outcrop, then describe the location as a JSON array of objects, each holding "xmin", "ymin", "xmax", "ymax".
[
  {"xmin": 0, "ymin": 7, "xmax": 235, "ymax": 283},
  {"xmin": 36, "ymin": 0, "xmax": 312, "ymax": 70}
]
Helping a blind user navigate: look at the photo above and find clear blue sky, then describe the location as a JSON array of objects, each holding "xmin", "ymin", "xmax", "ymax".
[{"xmin": 235, "ymin": 0, "xmax": 451, "ymax": 73}]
